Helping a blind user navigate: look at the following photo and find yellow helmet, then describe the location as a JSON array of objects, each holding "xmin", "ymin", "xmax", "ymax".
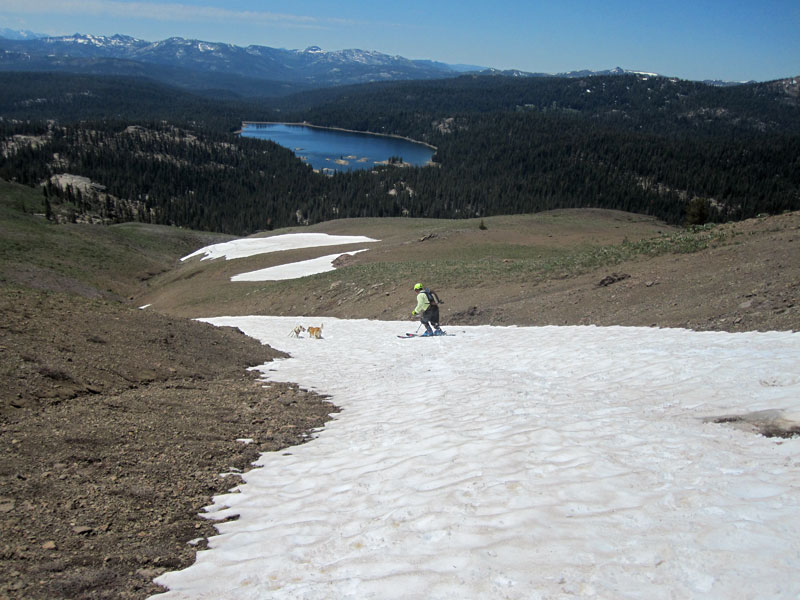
[{"xmin": 414, "ymin": 283, "xmax": 423, "ymax": 291}]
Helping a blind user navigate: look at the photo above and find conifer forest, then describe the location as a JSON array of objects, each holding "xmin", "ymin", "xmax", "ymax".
[{"xmin": 1, "ymin": 71, "xmax": 798, "ymax": 235}]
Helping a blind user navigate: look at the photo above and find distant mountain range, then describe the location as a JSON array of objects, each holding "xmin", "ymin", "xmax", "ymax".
[
  {"xmin": 0, "ymin": 27, "xmax": 45, "ymax": 40},
  {"xmin": 0, "ymin": 33, "xmax": 755, "ymax": 97},
  {"xmin": 0, "ymin": 33, "xmax": 472, "ymax": 95}
]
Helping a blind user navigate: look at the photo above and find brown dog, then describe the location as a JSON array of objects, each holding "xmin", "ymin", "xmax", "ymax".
[{"xmin": 307, "ymin": 324, "xmax": 323, "ymax": 339}]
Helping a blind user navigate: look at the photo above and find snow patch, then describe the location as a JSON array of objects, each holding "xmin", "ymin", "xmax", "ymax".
[
  {"xmin": 231, "ymin": 249, "xmax": 368, "ymax": 281},
  {"xmin": 180, "ymin": 233, "xmax": 379, "ymax": 262}
]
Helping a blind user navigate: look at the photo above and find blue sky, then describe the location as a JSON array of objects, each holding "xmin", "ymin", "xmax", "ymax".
[{"xmin": 1, "ymin": 0, "xmax": 798, "ymax": 81}]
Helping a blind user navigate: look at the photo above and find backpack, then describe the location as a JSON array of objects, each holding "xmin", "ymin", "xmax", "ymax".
[{"xmin": 424, "ymin": 287, "xmax": 442, "ymax": 305}]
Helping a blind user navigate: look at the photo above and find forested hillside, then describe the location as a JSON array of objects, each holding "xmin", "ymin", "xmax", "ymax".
[
  {"xmin": 0, "ymin": 72, "xmax": 262, "ymax": 130},
  {"xmin": 0, "ymin": 120, "xmax": 327, "ymax": 234},
  {"xmin": 1, "ymin": 72, "xmax": 798, "ymax": 234},
  {"xmin": 272, "ymin": 74, "xmax": 800, "ymax": 137}
]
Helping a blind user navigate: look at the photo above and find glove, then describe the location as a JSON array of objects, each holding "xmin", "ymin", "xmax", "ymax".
[{"xmin": 411, "ymin": 310, "xmax": 416, "ymax": 316}]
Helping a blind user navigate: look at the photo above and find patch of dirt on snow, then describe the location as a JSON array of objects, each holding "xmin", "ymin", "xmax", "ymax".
[
  {"xmin": 0, "ymin": 287, "xmax": 338, "ymax": 599},
  {"xmin": 705, "ymin": 409, "xmax": 800, "ymax": 439}
]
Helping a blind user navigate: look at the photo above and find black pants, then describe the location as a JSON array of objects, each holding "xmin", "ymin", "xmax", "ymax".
[{"xmin": 421, "ymin": 305, "xmax": 440, "ymax": 332}]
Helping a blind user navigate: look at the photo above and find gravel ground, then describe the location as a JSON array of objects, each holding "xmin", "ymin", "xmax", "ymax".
[{"xmin": 0, "ymin": 288, "xmax": 337, "ymax": 599}]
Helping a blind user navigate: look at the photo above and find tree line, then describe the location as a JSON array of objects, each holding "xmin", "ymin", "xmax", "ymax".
[{"xmin": 0, "ymin": 72, "xmax": 798, "ymax": 234}]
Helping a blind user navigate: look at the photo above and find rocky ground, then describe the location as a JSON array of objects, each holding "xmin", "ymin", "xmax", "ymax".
[{"xmin": 0, "ymin": 288, "xmax": 337, "ymax": 599}]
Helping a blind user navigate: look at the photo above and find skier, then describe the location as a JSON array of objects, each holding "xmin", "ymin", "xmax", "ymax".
[{"xmin": 411, "ymin": 283, "xmax": 444, "ymax": 336}]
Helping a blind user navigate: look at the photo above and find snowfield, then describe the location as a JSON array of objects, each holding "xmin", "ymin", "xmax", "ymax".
[
  {"xmin": 231, "ymin": 249, "xmax": 368, "ymax": 282},
  {"xmin": 153, "ymin": 317, "xmax": 800, "ymax": 599},
  {"xmin": 180, "ymin": 233, "xmax": 378, "ymax": 262}
]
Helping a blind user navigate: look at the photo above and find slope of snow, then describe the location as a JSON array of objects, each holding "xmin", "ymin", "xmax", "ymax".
[
  {"xmin": 180, "ymin": 233, "xmax": 379, "ymax": 262},
  {"xmin": 231, "ymin": 249, "xmax": 368, "ymax": 281},
  {"xmin": 154, "ymin": 318, "xmax": 800, "ymax": 599}
]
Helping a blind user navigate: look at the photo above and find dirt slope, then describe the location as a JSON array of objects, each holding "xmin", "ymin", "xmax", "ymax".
[
  {"xmin": 454, "ymin": 213, "xmax": 800, "ymax": 332},
  {"xmin": 0, "ymin": 288, "xmax": 337, "ymax": 599}
]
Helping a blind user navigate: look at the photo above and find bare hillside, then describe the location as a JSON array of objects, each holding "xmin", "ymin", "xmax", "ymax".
[{"xmin": 143, "ymin": 209, "xmax": 799, "ymax": 333}]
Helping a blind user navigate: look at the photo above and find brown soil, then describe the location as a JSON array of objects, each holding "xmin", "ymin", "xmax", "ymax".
[
  {"xmin": 451, "ymin": 213, "xmax": 800, "ymax": 332},
  {"xmin": 0, "ymin": 288, "xmax": 337, "ymax": 599}
]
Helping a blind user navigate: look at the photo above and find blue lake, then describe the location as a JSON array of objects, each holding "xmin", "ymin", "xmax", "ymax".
[{"xmin": 241, "ymin": 123, "xmax": 435, "ymax": 173}]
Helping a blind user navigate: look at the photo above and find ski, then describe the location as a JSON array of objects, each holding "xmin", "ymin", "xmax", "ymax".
[{"xmin": 397, "ymin": 332, "xmax": 453, "ymax": 338}]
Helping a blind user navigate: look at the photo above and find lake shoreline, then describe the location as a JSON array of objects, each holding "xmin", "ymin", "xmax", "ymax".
[{"xmin": 239, "ymin": 121, "xmax": 438, "ymax": 151}]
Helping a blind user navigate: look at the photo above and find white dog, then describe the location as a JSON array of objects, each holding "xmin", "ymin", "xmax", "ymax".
[{"xmin": 289, "ymin": 325, "xmax": 306, "ymax": 338}]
